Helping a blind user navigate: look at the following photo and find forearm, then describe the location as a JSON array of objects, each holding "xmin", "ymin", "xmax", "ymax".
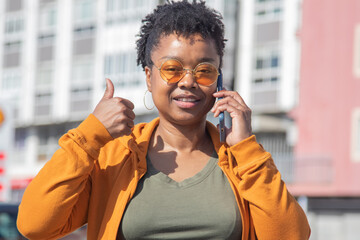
[
  {"xmin": 230, "ymin": 136, "xmax": 310, "ymax": 239},
  {"xmin": 17, "ymin": 114, "xmax": 113, "ymax": 239}
]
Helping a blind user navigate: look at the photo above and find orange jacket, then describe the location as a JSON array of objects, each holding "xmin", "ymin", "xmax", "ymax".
[{"xmin": 17, "ymin": 114, "xmax": 310, "ymax": 239}]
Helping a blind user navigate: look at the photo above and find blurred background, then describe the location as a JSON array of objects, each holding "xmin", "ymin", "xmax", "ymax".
[{"xmin": 0, "ymin": 0, "xmax": 359, "ymax": 239}]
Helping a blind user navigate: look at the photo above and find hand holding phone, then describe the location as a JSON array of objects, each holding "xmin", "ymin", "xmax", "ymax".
[{"xmin": 213, "ymin": 71, "xmax": 253, "ymax": 146}]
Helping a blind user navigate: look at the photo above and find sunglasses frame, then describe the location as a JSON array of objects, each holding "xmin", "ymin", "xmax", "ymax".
[{"xmin": 154, "ymin": 58, "xmax": 220, "ymax": 86}]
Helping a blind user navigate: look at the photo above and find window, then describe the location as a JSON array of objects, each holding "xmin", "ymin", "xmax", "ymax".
[
  {"xmin": 70, "ymin": 58, "xmax": 93, "ymax": 114},
  {"xmin": 4, "ymin": 41, "xmax": 21, "ymax": 52},
  {"xmin": 37, "ymin": 3, "xmax": 57, "ymax": 65},
  {"xmin": 253, "ymin": 76, "xmax": 279, "ymax": 85},
  {"xmin": 255, "ymin": 0, "xmax": 283, "ymax": 22},
  {"xmin": 37, "ymin": 45, "xmax": 54, "ymax": 62},
  {"xmin": 74, "ymin": 0, "xmax": 95, "ymax": 23},
  {"xmin": 14, "ymin": 128, "xmax": 27, "ymax": 151},
  {"xmin": 38, "ymin": 33, "xmax": 56, "ymax": 43},
  {"xmin": 2, "ymin": 70, "xmax": 21, "ymax": 90},
  {"xmin": 36, "ymin": 125, "xmax": 62, "ymax": 162},
  {"xmin": 34, "ymin": 92, "xmax": 52, "ymax": 117},
  {"xmin": 256, "ymin": 59, "xmax": 264, "ymax": 69},
  {"xmin": 37, "ymin": 33, "xmax": 55, "ymax": 65},
  {"xmin": 271, "ymin": 55, "xmax": 279, "ymax": 67},
  {"xmin": 255, "ymin": 21, "xmax": 281, "ymax": 43},
  {"xmin": 254, "ymin": 49, "xmax": 280, "ymax": 70},
  {"xmin": 73, "ymin": 24, "xmax": 95, "ymax": 56},
  {"xmin": 351, "ymin": 108, "xmax": 360, "ymax": 162},
  {"xmin": 3, "ymin": 53, "xmax": 20, "ymax": 68},
  {"xmin": 106, "ymin": 0, "xmax": 153, "ymax": 25},
  {"xmin": 71, "ymin": 59, "xmax": 94, "ymax": 86},
  {"xmin": 36, "ymin": 65, "xmax": 53, "ymax": 88},
  {"xmin": 104, "ymin": 52, "xmax": 143, "ymax": 88},
  {"xmin": 270, "ymin": 76, "xmax": 278, "ymax": 82},
  {"xmin": 251, "ymin": 47, "xmax": 280, "ymax": 107},
  {"xmin": 70, "ymin": 87, "xmax": 92, "ymax": 113},
  {"xmin": 3, "ymin": 41, "xmax": 22, "ymax": 68},
  {"xmin": 39, "ymin": 4, "xmax": 57, "ymax": 32},
  {"xmin": 5, "ymin": 0, "xmax": 22, "ymax": 12},
  {"xmin": 73, "ymin": 37, "xmax": 95, "ymax": 55},
  {"xmin": 4, "ymin": 16, "xmax": 24, "ymax": 34},
  {"xmin": 14, "ymin": 127, "xmax": 27, "ymax": 163}
]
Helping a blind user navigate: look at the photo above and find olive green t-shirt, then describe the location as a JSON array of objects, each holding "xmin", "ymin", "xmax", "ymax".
[{"xmin": 119, "ymin": 154, "xmax": 242, "ymax": 239}]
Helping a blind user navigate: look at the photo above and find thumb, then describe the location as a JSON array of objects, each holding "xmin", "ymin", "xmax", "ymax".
[{"xmin": 103, "ymin": 78, "xmax": 114, "ymax": 99}]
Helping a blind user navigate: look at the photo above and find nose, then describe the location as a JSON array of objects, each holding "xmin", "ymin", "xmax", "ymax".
[{"xmin": 178, "ymin": 69, "xmax": 197, "ymax": 88}]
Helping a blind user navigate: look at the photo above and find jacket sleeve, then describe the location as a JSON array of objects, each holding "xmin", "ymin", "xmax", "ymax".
[
  {"xmin": 17, "ymin": 114, "xmax": 113, "ymax": 240},
  {"xmin": 229, "ymin": 135, "xmax": 310, "ymax": 240}
]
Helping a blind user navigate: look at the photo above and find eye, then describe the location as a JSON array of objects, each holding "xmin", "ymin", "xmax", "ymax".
[
  {"xmin": 196, "ymin": 65, "xmax": 215, "ymax": 74},
  {"xmin": 198, "ymin": 69, "xmax": 211, "ymax": 73},
  {"xmin": 164, "ymin": 67, "xmax": 177, "ymax": 71},
  {"xmin": 163, "ymin": 66, "xmax": 182, "ymax": 72}
]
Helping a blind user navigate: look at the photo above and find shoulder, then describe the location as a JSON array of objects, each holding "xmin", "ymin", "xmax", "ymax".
[
  {"xmin": 132, "ymin": 117, "xmax": 160, "ymax": 140},
  {"xmin": 97, "ymin": 117, "xmax": 160, "ymax": 165}
]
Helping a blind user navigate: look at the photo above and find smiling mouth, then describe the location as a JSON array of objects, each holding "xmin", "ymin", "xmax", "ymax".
[{"xmin": 174, "ymin": 98, "xmax": 199, "ymax": 102}]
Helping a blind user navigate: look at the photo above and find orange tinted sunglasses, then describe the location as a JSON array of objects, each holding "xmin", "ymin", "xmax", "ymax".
[{"xmin": 155, "ymin": 59, "xmax": 219, "ymax": 86}]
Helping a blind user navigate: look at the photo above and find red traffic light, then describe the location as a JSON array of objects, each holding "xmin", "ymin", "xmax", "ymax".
[{"xmin": 0, "ymin": 152, "xmax": 5, "ymax": 161}]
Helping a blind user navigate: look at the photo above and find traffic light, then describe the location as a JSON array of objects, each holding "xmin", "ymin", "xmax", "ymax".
[{"xmin": 0, "ymin": 151, "xmax": 6, "ymax": 201}]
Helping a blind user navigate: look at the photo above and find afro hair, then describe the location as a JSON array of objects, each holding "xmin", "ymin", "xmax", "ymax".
[{"xmin": 136, "ymin": 0, "xmax": 226, "ymax": 70}]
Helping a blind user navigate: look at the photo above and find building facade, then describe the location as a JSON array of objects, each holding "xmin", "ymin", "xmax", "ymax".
[
  {"xmin": 235, "ymin": 0, "xmax": 302, "ymax": 184},
  {"xmin": 289, "ymin": 0, "xmax": 360, "ymax": 239},
  {"xmin": 0, "ymin": 0, "xmax": 238, "ymax": 202}
]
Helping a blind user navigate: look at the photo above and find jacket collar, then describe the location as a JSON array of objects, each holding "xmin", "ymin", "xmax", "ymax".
[{"xmin": 118, "ymin": 117, "xmax": 228, "ymax": 169}]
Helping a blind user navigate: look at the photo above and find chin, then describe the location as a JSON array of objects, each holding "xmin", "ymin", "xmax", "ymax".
[{"xmin": 165, "ymin": 110, "xmax": 209, "ymax": 126}]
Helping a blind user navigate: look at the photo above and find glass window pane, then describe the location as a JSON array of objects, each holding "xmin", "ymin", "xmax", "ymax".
[
  {"xmin": 271, "ymin": 56, "xmax": 279, "ymax": 67},
  {"xmin": 256, "ymin": 59, "xmax": 263, "ymax": 69},
  {"xmin": 2, "ymin": 71, "xmax": 21, "ymax": 90}
]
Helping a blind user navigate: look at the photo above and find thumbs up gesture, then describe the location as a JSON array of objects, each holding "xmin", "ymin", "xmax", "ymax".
[{"xmin": 92, "ymin": 79, "xmax": 135, "ymax": 138}]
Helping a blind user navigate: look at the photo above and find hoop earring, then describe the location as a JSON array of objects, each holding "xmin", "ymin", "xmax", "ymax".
[{"xmin": 143, "ymin": 90, "xmax": 154, "ymax": 110}]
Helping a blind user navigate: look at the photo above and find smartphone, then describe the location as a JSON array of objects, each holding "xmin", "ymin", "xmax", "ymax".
[{"xmin": 217, "ymin": 70, "xmax": 225, "ymax": 142}]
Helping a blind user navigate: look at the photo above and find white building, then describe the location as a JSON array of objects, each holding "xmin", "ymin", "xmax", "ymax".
[
  {"xmin": 0, "ymin": 0, "xmax": 238, "ymax": 202},
  {"xmin": 235, "ymin": 0, "xmax": 302, "ymax": 183}
]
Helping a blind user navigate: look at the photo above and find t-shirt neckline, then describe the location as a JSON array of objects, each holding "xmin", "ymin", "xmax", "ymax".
[{"xmin": 145, "ymin": 152, "xmax": 218, "ymax": 189}]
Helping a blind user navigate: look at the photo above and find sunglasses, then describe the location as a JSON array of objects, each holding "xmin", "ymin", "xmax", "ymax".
[{"xmin": 154, "ymin": 59, "xmax": 220, "ymax": 86}]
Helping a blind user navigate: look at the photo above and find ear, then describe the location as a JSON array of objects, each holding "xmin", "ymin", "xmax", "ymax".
[{"xmin": 145, "ymin": 66, "xmax": 152, "ymax": 92}]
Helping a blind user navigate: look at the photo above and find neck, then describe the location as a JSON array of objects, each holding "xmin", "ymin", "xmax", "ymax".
[{"xmin": 153, "ymin": 118, "xmax": 211, "ymax": 153}]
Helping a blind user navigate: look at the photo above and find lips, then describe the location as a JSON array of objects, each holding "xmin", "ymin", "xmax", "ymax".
[
  {"xmin": 173, "ymin": 94, "xmax": 200, "ymax": 108},
  {"xmin": 174, "ymin": 98, "xmax": 198, "ymax": 102},
  {"xmin": 173, "ymin": 94, "xmax": 200, "ymax": 101}
]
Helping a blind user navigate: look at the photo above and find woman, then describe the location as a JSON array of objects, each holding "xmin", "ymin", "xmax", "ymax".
[{"xmin": 17, "ymin": 1, "xmax": 310, "ymax": 239}]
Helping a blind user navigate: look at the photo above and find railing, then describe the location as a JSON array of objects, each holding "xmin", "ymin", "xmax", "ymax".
[{"xmin": 256, "ymin": 132, "xmax": 294, "ymax": 183}]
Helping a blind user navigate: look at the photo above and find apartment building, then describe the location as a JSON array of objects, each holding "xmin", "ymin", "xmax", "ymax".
[
  {"xmin": 0, "ymin": 0, "xmax": 238, "ymax": 202},
  {"xmin": 235, "ymin": 0, "xmax": 302, "ymax": 183}
]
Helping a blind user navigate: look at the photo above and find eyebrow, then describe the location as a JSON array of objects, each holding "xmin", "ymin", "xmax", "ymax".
[{"xmin": 159, "ymin": 56, "xmax": 217, "ymax": 64}]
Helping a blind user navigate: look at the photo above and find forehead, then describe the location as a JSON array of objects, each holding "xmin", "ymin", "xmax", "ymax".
[{"xmin": 151, "ymin": 33, "xmax": 220, "ymax": 65}]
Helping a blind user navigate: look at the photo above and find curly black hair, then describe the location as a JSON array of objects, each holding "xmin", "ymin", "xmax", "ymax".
[{"xmin": 136, "ymin": 0, "xmax": 226, "ymax": 70}]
